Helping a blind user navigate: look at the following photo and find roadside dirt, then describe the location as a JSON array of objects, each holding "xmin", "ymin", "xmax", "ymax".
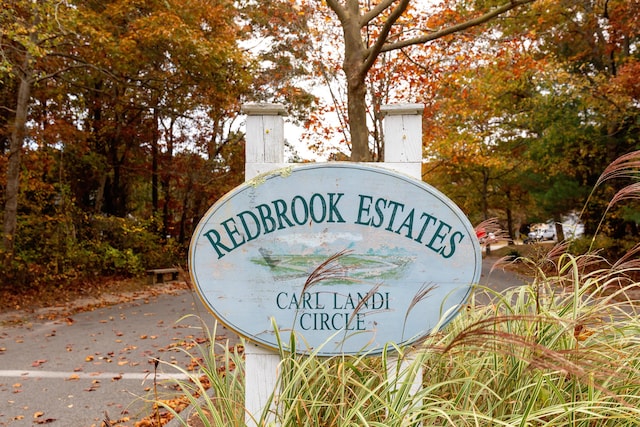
[{"xmin": 0, "ymin": 277, "xmax": 190, "ymax": 325}]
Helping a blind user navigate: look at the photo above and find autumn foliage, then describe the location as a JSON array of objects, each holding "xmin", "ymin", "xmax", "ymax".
[
  {"xmin": 2, "ymin": 0, "xmax": 639, "ymax": 291},
  {"xmin": 0, "ymin": 0, "xmax": 312, "ymax": 289}
]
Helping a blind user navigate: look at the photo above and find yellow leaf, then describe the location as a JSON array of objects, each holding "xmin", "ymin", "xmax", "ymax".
[{"xmin": 574, "ymin": 324, "xmax": 595, "ymax": 341}]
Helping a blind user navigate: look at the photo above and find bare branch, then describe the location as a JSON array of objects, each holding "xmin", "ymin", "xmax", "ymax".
[
  {"xmin": 361, "ymin": 0, "xmax": 400, "ymax": 26},
  {"xmin": 380, "ymin": 0, "xmax": 537, "ymax": 53},
  {"xmin": 39, "ymin": 52, "xmax": 124, "ymax": 84},
  {"xmin": 325, "ymin": 0, "xmax": 349, "ymax": 23},
  {"xmin": 363, "ymin": 0, "xmax": 410, "ymax": 73}
]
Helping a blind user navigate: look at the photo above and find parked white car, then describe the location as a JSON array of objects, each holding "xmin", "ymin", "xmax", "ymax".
[
  {"xmin": 526, "ymin": 217, "xmax": 584, "ymax": 243},
  {"xmin": 527, "ymin": 223, "xmax": 556, "ymax": 241}
]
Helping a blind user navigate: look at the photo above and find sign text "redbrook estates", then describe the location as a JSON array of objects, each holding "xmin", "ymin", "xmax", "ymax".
[{"xmin": 203, "ymin": 192, "xmax": 467, "ymax": 260}]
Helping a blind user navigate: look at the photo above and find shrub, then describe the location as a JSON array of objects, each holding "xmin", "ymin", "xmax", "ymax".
[
  {"xmin": 1, "ymin": 213, "xmax": 184, "ymax": 289},
  {"xmin": 568, "ymin": 234, "xmax": 638, "ymax": 262}
]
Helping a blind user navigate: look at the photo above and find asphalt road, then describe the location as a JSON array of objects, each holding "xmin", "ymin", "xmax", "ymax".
[
  {"xmin": 0, "ymin": 254, "xmax": 524, "ymax": 427},
  {"xmin": 0, "ymin": 284, "xmax": 236, "ymax": 427}
]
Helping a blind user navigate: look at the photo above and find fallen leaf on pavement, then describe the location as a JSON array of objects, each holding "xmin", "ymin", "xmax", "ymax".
[{"xmin": 84, "ymin": 382, "xmax": 100, "ymax": 392}]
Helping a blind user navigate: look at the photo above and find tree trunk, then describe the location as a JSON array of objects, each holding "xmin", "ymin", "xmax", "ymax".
[
  {"xmin": 151, "ymin": 107, "xmax": 159, "ymax": 214},
  {"xmin": 339, "ymin": 0, "xmax": 371, "ymax": 162},
  {"xmin": 161, "ymin": 121, "xmax": 175, "ymax": 239},
  {"xmin": 347, "ymin": 76, "xmax": 370, "ymax": 161},
  {"xmin": 481, "ymin": 168, "xmax": 490, "ymax": 220},
  {"xmin": 554, "ymin": 221, "xmax": 565, "ymax": 242},
  {"xmin": 2, "ymin": 63, "xmax": 32, "ymax": 254},
  {"xmin": 506, "ymin": 206, "xmax": 515, "ymax": 244}
]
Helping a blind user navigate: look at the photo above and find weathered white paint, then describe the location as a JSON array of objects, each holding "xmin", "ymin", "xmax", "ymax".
[
  {"xmin": 379, "ymin": 104, "xmax": 424, "ymax": 426},
  {"xmin": 242, "ymin": 104, "xmax": 285, "ymax": 427},
  {"xmin": 244, "ymin": 344, "xmax": 280, "ymax": 426},
  {"xmin": 242, "ymin": 103, "xmax": 286, "ymax": 168},
  {"xmin": 380, "ymin": 103, "xmax": 424, "ymax": 165}
]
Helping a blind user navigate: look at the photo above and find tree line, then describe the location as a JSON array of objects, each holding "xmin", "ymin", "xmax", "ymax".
[
  {"xmin": 0, "ymin": 0, "xmax": 316, "ymax": 287},
  {"xmin": 1, "ymin": 0, "xmax": 638, "ymax": 289}
]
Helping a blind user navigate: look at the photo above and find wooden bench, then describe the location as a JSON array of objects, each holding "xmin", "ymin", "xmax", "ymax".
[{"xmin": 147, "ymin": 267, "xmax": 180, "ymax": 284}]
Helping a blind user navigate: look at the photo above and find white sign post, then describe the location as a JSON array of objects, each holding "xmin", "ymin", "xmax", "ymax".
[
  {"xmin": 189, "ymin": 103, "xmax": 481, "ymax": 426},
  {"xmin": 242, "ymin": 103, "xmax": 287, "ymax": 426}
]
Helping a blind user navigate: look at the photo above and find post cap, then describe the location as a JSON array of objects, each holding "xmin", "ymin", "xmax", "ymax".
[
  {"xmin": 241, "ymin": 103, "xmax": 288, "ymax": 116},
  {"xmin": 380, "ymin": 103, "xmax": 424, "ymax": 116}
]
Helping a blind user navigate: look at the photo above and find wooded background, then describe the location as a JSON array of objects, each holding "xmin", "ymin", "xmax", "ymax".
[{"xmin": 1, "ymin": 0, "xmax": 638, "ymax": 289}]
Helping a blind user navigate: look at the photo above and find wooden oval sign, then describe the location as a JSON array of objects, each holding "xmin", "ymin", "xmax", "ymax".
[{"xmin": 189, "ymin": 163, "xmax": 481, "ymax": 355}]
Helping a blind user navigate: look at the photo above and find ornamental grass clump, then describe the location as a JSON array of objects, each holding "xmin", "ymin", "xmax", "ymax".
[
  {"xmin": 153, "ymin": 255, "xmax": 640, "ymax": 426},
  {"xmin": 152, "ymin": 151, "xmax": 640, "ymax": 426},
  {"xmin": 146, "ymin": 318, "xmax": 246, "ymax": 426}
]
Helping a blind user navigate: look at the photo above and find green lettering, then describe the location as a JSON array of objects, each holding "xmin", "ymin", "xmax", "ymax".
[
  {"xmin": 415, "ymin": 213, "xmax": 437, "ymax": 243},
  {"xmin": 333, "ymin": 292, "xmax": 342, "ymax": 309},
  {"xmin": 276, "ymin": 292, "xmax": 288, "ymax": 309},
  {"xmin": 442, "ymin": 231, "xmax": 465, "ymax": 258},
  {"xmin": 300, "ymin": 312, "xmax": 312, "ymax": 330},
  {"xmin": 309, "ymin": 193, "xmax": 327, "ymax": 223},
  {"xmin": 291, "ymin": 195, "xmax": 309, "ymax": 225},
  {"xmin": 272, "ymin": 199, "xmax": 295, "ymax": 229},
  {"xmin": 237, "ymin": 210, "xmax": 261, "ymax": 241},
  {"xmin": 331, "ymin": 313, "xmax": 343, "ymax": 330},
  {"xmin": 427, "ymin": 220, "xmax": 452, "ymax": 254},
  {"xmin": 203, "ymin": 229, "xmax": 232, "ymax": 259},
  {"xmin": 318, "ymin": 312, "xmax": 330, "ymax": 330},
  {"xmin": 221, "ymin": 218, "xmax": 246, "ymax": 250},
  {"xmin": 355, "ymin": 313, "xmax": 366, "ymax": 330},
  {"xmin": 344, "ymin": 293, "xmax": 355, "ymax": 310},
  {"xmin": 372, "ymin": 198, "xmax": 386, "ymax": 228},
  {"xmin": 394, "ymin": 208, "xmax": 415, "ymax": 238},
  {"xmin": 345, "ymin": 313, "xmax": 366, "ymax": 331},
  {"xmin": 302, "ymin": 291, "xmax": 314, "ymax": 309},
  {"xmin": 256, "ymin": 204, "xmax": 277, "ymax": 234},
  {"xmin": 384, "ymin": 200, "xmax": 405, "ymax": 231},
  {"xmin": 355, "ymin": 195, "xmax": 373, "ymax": 225},
  {"xmin": 327, "ymin": 193, "xmax": 346, "ymax": 223}
]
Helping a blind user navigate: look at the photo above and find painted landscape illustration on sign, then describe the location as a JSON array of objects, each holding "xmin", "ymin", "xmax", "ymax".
[{"xmin": 253, "ymin": 241, "xmax": 414, "ymax": 284}]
